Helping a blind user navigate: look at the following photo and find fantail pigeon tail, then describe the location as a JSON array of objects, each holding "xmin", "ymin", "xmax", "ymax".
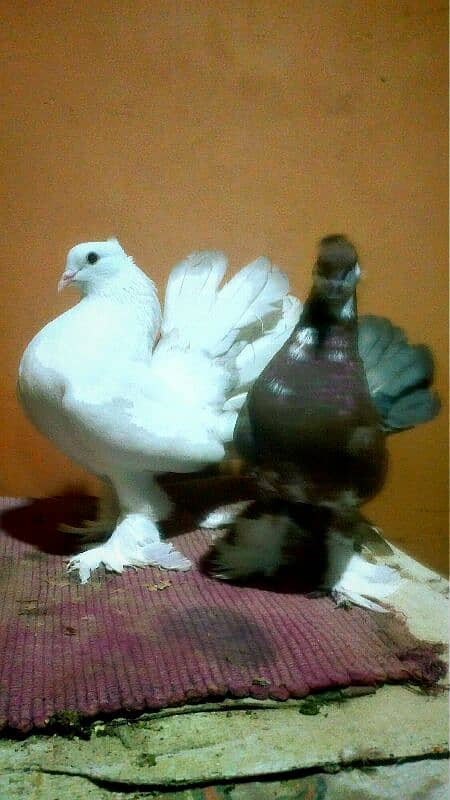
[
  {"xmin": 157, "ymin": 250, "xmax": 294, "ymax": 443},
  {"xmin": 359, "ymin": 315, "xmax": 441, "ymax": 432},
  {"xmin": 224, "ymin": 294, "xmax": 302, "ymax": 411},
  {"xmin": 161, "ymin": 250, "xmax": 291, "ymax": 360},
  {"xmin": 204, "ymin": 258, "xmax": 291, "ymax": 358},
  {"xmin": 161, "ymin": 250, "xmax": 228, "ymax": 342},
  {"xmin": 382, "ymin": 388, "xmax": 441, "ymax": 431}
]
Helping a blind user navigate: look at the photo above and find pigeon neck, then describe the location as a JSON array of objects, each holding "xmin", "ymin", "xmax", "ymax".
[
  {"xmin": 294, "ymin": 288, "xmax": 358, "ymax": 351},
  {"xmin": 81, "ymin": 273, "xmax": 162, "ymax": 348},
  {"xmin": 303, "ymin": 287, "xmax": 357, "ymax": 325}
]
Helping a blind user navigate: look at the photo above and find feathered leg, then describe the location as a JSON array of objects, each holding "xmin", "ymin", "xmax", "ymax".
[
  {"xmin": 210, "ymin": 511, "xmax": 293, "ymax": 580},
  {"xmin": 325, "ymin": 530, "xmax": 401, "ymax": 613},
  {"xmin": 206, "ymin": 503, "xmax": 401, "ymax": 612},
  {"xmin": 67, "ymin": 472, "xmax": 190, "ymax": 582}
]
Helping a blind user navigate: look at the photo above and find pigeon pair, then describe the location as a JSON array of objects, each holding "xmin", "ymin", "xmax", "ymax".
[{"xmin": 19, "ymin": 237, "xmax": 439, "ymax": 608}]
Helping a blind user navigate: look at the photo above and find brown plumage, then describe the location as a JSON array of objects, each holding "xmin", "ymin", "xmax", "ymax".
[
  {"xmin": 204, "ymin": 235, "xmax": 440, "ymax": 609},
  {"xmin": 235, "ymin": 234, "xmax": 387, "ymax": 514},
  {"xmin": 204, "ymin": 236, "xmax": 400, "ymax": 609}
]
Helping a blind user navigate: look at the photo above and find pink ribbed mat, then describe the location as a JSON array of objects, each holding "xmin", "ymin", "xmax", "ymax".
[{"xmin": 0, "ymin": 497, "xmax": 445, "ymax": 732}]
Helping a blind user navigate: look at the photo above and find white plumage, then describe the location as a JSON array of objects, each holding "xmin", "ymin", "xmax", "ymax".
[{"xmin": 18, "ymin": 239, "xmax": 298, "ymax": 582}]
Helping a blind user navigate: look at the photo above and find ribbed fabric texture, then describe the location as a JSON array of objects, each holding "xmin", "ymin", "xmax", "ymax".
[{"xmin": 0, "ymin": 497, "xmax": 444, "ymax": 732}]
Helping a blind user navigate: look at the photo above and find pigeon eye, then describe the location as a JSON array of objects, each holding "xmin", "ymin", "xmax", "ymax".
[{"xmin": 87, "ymin": 252, "xmax": 99, "ymax": 265}]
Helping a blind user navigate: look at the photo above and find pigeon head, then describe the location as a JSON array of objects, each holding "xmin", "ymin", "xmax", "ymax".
[
  {"xmin": 58, "ymin": 238, "xmax": 132, "ymax": 293},
  {"xmin": 312, "ymin": 235, "xmax": 360, "ymax": 302}
]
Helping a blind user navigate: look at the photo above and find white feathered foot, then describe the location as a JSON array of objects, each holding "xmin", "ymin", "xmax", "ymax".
[
  {"xmin": 324, "ymin": 531, "xmax": 401, "ymax": 613},
  {"xmin": 67, "ymin": 473, "xmax": 190, "ymax": 582},
  {"xmin": 67, "ymin": 513, "xmax": 190, "ymax": 583}
]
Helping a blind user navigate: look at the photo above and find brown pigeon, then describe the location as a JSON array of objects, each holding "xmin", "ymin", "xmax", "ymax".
[{"xmin": 206, "ymin": 235, "xmax": 439, "ymax": 610}]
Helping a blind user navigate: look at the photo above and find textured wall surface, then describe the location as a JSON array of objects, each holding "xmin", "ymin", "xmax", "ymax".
[{"xmin": 0, "ymin": 1, "xmax": 447, "ymax": 571}]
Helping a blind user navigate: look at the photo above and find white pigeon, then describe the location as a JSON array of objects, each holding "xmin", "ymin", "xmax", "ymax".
[{"xmin": 18, "ymin": 239, "xmax": 301, "ymax": 582}]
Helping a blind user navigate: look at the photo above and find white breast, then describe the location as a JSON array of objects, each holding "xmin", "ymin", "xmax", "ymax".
[{"xmin": 18, "ymin": 297, "xmax": 155, "ymax": 470}]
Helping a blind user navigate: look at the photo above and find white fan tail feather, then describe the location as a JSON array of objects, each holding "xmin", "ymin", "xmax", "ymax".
[
  {"xmin": 157, "ymin": 251, "xmax": 298, "ymax": 441},
  {"xmin": 161, "ymin": 251, "xmax": 291, "ymax": 358},
  {"xmin": 161, "ymin": 251, "xmax": 228, "ymax": 345},
  {"xmin": 231, "ymin": 294, "xmax": 302, "ymax": 396}
]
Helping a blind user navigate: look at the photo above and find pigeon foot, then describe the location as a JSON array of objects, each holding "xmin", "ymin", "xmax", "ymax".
[
  {"xmin": 67, "ymin": 512, "xmax": 191, "ymax": 582},
  {"xmin": 67, "ymin": 541, "xmax": 191, "ymax": 583}
]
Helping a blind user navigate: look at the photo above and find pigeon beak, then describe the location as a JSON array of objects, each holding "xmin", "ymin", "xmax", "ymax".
[{"xmin": 57, "ymin": 269, "xmax": 78, "ymax": 292}]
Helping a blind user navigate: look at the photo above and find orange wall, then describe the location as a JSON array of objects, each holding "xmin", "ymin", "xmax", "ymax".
[{"xmin": 1, "ymin": 1, "xmax": 448, "ymax": 573}]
